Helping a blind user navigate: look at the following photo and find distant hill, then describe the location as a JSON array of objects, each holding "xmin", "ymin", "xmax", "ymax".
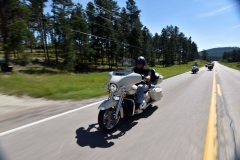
[{"xmin": 199, "ymin": 47, "xmax": 240, "ymax": 60}]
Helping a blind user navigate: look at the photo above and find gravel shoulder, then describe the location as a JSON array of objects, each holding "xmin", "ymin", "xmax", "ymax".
[{"xmin": 0, "ymin": 94, "xmax": 107, "ymax": 133}]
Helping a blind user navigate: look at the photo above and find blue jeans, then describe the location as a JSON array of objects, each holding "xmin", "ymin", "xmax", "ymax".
[{"xmin": 136, "ymin": 84, "xmax": 149, "ymax": 104}]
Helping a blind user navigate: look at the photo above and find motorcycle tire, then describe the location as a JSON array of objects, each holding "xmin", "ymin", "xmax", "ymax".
[{"xmin": 98, "ymin": 109, "xmax": 120, "ymax": 132}]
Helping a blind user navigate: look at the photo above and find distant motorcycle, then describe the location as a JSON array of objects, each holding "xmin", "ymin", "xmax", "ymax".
[
  {"xmin": 207, "ymin": 63, "xmax": 213, "ymax": 70},
  {"xmin": 192, "ymin": 65, "xmax": 199, "ymax": 74},
  {"xmin": 98, "ymin": 67, "xmax": 163, "ymax": 131}
]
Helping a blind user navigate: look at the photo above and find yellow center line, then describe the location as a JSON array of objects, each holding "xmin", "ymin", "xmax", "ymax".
[
  {"xmin": 217, "ymin": 84, "xmax": 222, "ymax": 96},
  {"xmin": 203, "ymin": 67, "xmax": 218, "ymax": 160}
]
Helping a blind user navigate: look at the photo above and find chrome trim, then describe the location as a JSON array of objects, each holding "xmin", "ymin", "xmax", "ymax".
[
  {"xmin": 104, "ymin": 83, "xmax": 109, "ymax": 90},
  {"xmin": 108, "ymin": 94, "xmax": 114, "ymax": 100},
  {"xmin": 123, "ymin": 98, "xmax": 135, "ymax": 116},
  {"xmin": 114, "ymin": 96, "xmax": 123, "ymax": 119},
  {"xmin": 120, "ymin": 86, "xmax": 126, "ymax": 92},
  {"xmin": 120, "ymin": 107, "xmax": 124, "ymax": 118},
  {"xmin": 110, "ymin": 83, "xmax": 118, "ymax": 92},
  {"xmin": 98, "ymin": 99, "xmax": 118, "ymax": 110}
]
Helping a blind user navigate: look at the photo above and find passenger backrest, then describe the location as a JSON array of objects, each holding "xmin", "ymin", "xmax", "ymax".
[{"xmin": 149, "ymin": 69, "xmax": 162, "ymax": 85}]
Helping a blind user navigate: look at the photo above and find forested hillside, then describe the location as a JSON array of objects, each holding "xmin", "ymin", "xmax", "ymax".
[
  {"xmin": 221, "ymin": 48, "xmax": 240, "ymax": 62},
  {"xmin": 199, "ymin": 47, "xmax": 240, "ymax": 61},
  {"xmin": 0, "ymin": 0, "xmax": 199, "ymax": 72}
]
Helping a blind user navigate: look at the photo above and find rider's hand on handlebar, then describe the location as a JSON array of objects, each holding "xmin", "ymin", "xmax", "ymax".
[
  {"xmin": 141, "ymin": 75, "xmax": 150, "ymax": 82},
  {"xmin": 145, "ymin": 75, "xmax": 150, "ymax": 81}
]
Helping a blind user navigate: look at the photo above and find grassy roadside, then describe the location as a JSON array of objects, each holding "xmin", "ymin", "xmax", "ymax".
[
  {"xmin": 0, "ymin": 60, "xmax": 205, "ymax": 100},
  {"xmin": 218, "ymin": 61, "xmax": 240, "ymax": 71}
]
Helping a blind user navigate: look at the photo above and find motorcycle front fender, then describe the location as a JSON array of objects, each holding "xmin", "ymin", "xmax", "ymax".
[
  {"xmin": 98, "ymin": 99, "xmax": 118, "ymax": 110},
  {"xmin": 98, "ymin": 99, "xmax": 124, "ymax": 118}
]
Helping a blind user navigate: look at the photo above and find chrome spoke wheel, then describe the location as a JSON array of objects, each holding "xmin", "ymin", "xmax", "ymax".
[{"xmin": 98, "ymin": 107, "xmax": 120, "ymax": 131}]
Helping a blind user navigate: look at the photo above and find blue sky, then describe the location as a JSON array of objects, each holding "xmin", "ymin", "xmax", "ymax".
[{"xmin": 45, "ymin": 0, "xmax": 240, "ymax": 51}]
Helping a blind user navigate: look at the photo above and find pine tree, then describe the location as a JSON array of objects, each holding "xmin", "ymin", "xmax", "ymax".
[
  {"xmin": 0, "ymin": 0, "xmax": 32, "ymax": 68},
  {"xmin": 191, "ymin": 42, "xmax": 199, "ymax": 60},
  {"xmin": 90, "ymin": 0, "xmax": 120, "ymax": 68},
  {"xmin": 71, "ymin": 3, "xmax": 89, "ymax": 65},
  {"xmin": 28, "ymin": 0, "xmax": 49, "ymax": 62},
  {"xmin": 52, "ymin": 0, "xmax": 76, "ymax": 71},
  {"xmin": 126, "ymin": 0, "xmax": 141, "ymax": 31},
  {"xmin": 202, "ymin": 49, "xmax": 208, "ymax": 61},
  {"xmin": 86, "ymin": 1, "xmax": 103, "ymax": 65},
  {"xmin": 125, "ymin": 0, "xmax": 143, "ymax": 60},
  {"xmin": 160, "ymin": 28, "xmax": 170, "ymax": 66},
  {"xmin": 152, "ymin": 33, "xmax": 161, "ymax": 63},
  {"xmin": 142, "ymin": 26, "xmax": 154, "ymax": 66},
  {"xmin": 118, "ymin": 7, "xmax": 129, "ymax": 60}
]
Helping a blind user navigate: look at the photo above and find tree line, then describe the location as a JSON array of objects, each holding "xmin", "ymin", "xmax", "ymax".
[
  {"xmin": 222, "ymin": 49, "xmax": 240, "ymax": 62},
  {"xmin": 0, "ymin": 0, "xmax": 199, "ymax": 71},
  {"xmin": 201, "ymin": 49, "xmax": 208, "ymax": 61}
]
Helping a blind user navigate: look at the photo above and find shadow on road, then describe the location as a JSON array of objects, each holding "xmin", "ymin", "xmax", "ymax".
[{"xmin": 75, "ymin": 105, "xmax": 158, "ymax": 148}]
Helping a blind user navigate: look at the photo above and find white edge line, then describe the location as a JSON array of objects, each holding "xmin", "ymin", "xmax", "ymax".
[{"xmin": 0, "ymin": 100, "xmax": 104, "ymax": 137}]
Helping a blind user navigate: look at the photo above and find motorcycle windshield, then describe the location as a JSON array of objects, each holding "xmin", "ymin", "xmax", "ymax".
[
  {"xmin": 109, "ymin": 71, "xmax": 141, "ymax": 92},
  {"xmin": 117, "ymin": 58, "xmax": 136, "ymax": 71},
  {"xmin": 108, "ymin": 58, "xmax": 141, "ymax": 92}
]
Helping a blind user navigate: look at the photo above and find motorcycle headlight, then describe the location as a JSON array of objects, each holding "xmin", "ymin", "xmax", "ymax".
[
  {"xmin": 104, "ymin": 84, "xmax": 109, "ymax": 90},
  {"xmin": 110, "ymin": 84, "xmax": 118, "ymax": 92}
]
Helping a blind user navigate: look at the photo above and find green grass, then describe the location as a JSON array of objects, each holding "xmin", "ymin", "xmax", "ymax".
[
  {"xmin": 0, "ymin": 72, "xmax": 109, "ymax": 100},
  {"xmin": 218, "ymin": 61, "xmax": 240, "ymax": 71},
  {"xmin": 0, "ymin": 60, "xmax": 205, "ymax": 100}
]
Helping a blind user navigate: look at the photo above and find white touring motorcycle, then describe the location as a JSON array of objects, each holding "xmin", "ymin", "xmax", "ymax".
[
  {"xmin": 98, "ymin": 69, "xmax": 163, "ymax": 131},
  {"xmin": 191, "ymin": 65, "xmax": 199, "ymax": 74}
]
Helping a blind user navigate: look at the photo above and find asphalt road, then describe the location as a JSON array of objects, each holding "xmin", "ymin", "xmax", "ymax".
[
  {"xmin": 215, "ymin": 63, "xmax": 240, "ymax": 160},
  {"xmin": 0, "ymin": 62, "xmax": 239, "ymax": 160}
]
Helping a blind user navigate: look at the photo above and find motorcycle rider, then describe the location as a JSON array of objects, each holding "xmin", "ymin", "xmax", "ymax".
[
  {"xmin": 192, "ymin": 61, "xmax": 199, "ymax": 71},
  {"xmin": 193, "ymin": 61, "xmax": 198, "ymax": 66},
  {"xmin": 208, "ymin": 61, "xmax": 214, "ymax": 66},
  {"xmin": 132, "ymin": 56, "xmax": 151, "ymax": 114}
]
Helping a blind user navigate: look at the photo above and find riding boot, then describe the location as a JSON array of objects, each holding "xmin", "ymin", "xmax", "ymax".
[{"xmin": 135, "ymin": 103, "xmax": 140, "ymax": 110}]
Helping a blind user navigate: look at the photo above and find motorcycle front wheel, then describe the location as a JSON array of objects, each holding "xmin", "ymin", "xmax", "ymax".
[{"xmin": 98, "ymin": 107, "xmax": 120, "ymax": 131}]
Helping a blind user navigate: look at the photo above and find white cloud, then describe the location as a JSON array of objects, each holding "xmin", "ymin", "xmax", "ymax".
[
  {"xmin": 227, "ymin": 24, "xmax": 240, "ymax": 31},
  {"xmin": 199, "ymin": 5, "xmax": 234, "ymax": 17},
  {"xmin": 199, "ymin": 23, "xmax": 240, "ymax": 41}
]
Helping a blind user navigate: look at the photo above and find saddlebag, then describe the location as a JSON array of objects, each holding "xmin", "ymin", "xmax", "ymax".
[{"xmin": 149, "ymin": 86, "xmax": 163, "ymax": 101}]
